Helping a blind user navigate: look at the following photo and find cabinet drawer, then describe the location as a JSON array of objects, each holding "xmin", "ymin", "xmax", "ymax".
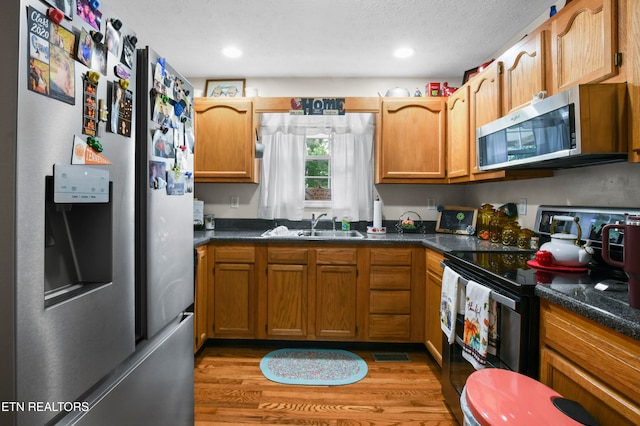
[
  {"xmin": 267, "ymin": 247, "xmax": 308, "ymax": 264},
  {"xmin": 369, "ymin": 266, "xmax": 411, "ymax": 290},
  {"xmin": 316, "ymin": 247, "xmax": 357, "ymax": 265},
  {"xmin": 370, "ymin": 248, "xmax": 412, "ymax": 265},
  {"xmin": 369, "ymin": 290, "xmax": 410, "ymax": 314},
  {"xmin": 540, "ymin": 300, "xmax": 640, "ymax": 405},
  {"xmin": 214, "ymin": 246, "xmax": 255, "ymax": 263},
  {"xmin": 426, "ymin": 249, "xmax": 445, "ymax": 273},
  {"xmin": 368, "ymin": 315, "xmax": 411, "ymax": 339}
]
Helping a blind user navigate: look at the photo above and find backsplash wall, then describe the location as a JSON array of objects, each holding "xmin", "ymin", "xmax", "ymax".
[
  {"xmin": 195, "ymin": 162, "xmax": 640, "ymax": 228},
  {"xmin": 463, "ymin": 162, "xmax": 640, "ymax": 230},
  {"xmin": 194, "ymin": 183, "xmax": 466, "ymax": 222}
]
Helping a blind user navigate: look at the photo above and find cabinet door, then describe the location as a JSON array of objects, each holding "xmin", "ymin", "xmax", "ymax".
[
  {"xmin": 503, "ymin": 31, "xmax": 547, "ymax": 114},
  {"xmin": 446, "ymin": 86, "xmax": 470, "ymax": 179},
  {"xmin": 424, "ymin": 249, "xmax": 445, "ymax": 366},
  {"xmin": 540, "ymin": 348, "xmax": 640, "ymax": 426},
  {"xmin": 551, "ymin": 0, "xmax": 618, "ymax": 93},
  {"xmin": 315, "ymin": 265, "xmax": 358, "ymax": 339},
  {"xmin": 213, "ymin": 263, "xmax": 255, "ymax": 337},
  {"xmin": 266, "ymin": 264, "xmax": 308, "ymax": 338},
  {"xmin": 194, "ymin": 245, "xmax": 208, "ymax": 352},
  {"xmin": 194, "ymin": 98, "xmax": 255, "ymax": 182},
  {"xmin": 377, "ymin": 98, "xmax": 446, "ymax": 182},
  {"xmin": 469, "ymin": 62, "xmax": 503, "ymax": 178}
]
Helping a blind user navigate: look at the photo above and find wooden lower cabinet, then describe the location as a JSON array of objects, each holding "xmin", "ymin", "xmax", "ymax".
[
  {"xmin": 194, "ymin": 245, "xmax": 208, "ymax": 353},
  {"xmin": 424, "ymin": 248, "xmax": 445, "ymax": 366},
  {"xmin": 266, "ymin": 263, "xmax": 308, "ymax": 338},
  {"xmin": 539, "ymin": 299, "xmax": 640, "ymax": 425},
  {"xmin": 314, "ymin": 247, "xmax": 360, "ymax": 340},
  {"xmin": 208, "ymin": 242, "xmax": 425, "ymax": 344},
  {"xmin": 367, "ymin": 247, "xmax": 424, "ymax": 342},
  {"xmin": 211, "ymin": 245, "xmax": 256, "ymax": 338},
  {"xmin": 315, "ymin": 264, "xmax": 358, "ymax": 339},
  {"xmin": 264, "ymin": 247, "xmax": 308, "ymax": 338}
]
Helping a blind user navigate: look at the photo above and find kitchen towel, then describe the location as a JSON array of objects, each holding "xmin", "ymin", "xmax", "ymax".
[
  {"xmin": 462, "ymin": 280, "xmax": 492, "ymax": 370},
  {"xmin": 440, "ymin": 266, "xmax": 461, "ymax": 344}
]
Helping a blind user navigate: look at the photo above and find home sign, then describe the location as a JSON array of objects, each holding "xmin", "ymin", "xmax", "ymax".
[{"xmin": 290, "ymin": 97, "xmax": 346, "ymax": 115}]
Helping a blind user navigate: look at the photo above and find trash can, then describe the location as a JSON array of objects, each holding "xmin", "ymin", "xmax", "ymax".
[{"xmin": 461, "ymin": 369, "xmax": 599, "ymax": 426}]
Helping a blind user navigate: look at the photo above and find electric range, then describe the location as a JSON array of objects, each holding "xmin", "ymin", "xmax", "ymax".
[{"xmin": 440, "ymin": 205, "xmax": 638, "ymax": 424}]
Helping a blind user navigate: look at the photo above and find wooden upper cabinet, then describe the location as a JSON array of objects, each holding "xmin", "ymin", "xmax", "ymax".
[
  {"xmin": 377, "ymin": 98, "xmax": 446, "ymax": 183},
  {"xmin": 502, "ymin": 31, "xmax": 547, "ymax": 114},
  {"xmin": 446, "ymin": 85, "xmax": 470, "ymax": 179},
  {"xmin": 193, "ymin": 98, "xmax": 256, "ymax": 183},
  {"xmin": 551, "ymin": 0, "xmax": 618, "ymax": 93},
  {"xmin": 468, "ymin": 61, "xmax": 503, "ymax": 177}
]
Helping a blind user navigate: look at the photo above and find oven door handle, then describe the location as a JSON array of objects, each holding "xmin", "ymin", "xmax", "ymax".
[{"xmin": 441, "ymin": 261, "xmax": 518, "ymax": 310}]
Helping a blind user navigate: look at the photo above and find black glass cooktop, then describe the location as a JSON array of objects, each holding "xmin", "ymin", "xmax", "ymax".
[{"xmin": 446, "ymin": 250, "xmax": 628, "ymax": 295}]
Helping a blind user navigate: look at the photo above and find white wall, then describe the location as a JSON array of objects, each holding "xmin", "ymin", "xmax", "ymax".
[
  {"xmin": 188, "ymin": 77, "xmax": 462, "ymax": 98},
  {"xmin": 463, "ymin": 162, "xmax": 640, "ymax": 230}
]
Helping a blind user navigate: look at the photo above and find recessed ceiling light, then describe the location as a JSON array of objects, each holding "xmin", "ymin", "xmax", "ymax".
[
  {"xmin": 394, "ymin": 47, "xmax": 415, "ymax": 59},
  {"xmin": 222, "ymin": 46, "xmax": 242, "ymax": 58}
]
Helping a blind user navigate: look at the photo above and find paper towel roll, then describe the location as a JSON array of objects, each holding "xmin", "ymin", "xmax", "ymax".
[{"xmin": 373, "ymin": 199, "xmax": 382, "ymax": 229}]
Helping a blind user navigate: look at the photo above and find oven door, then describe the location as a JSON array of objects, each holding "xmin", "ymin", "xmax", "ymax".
[{"xmin": 440, "ymin": 263, "xmax": 524, "ymax": 424}]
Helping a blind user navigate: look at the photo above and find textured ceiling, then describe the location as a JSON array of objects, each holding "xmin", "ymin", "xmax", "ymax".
[{"xmin": 107, "ymin": 0, "xmax": 558, "ymax": 79}]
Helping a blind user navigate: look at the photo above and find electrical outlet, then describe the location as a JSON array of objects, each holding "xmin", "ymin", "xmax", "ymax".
[
  {"xmin": 231, "ymin": 196, "xmax": 239, "ymax": 208},
  {"xmin": 519, "ymin": 198, "xmax": 527, "ymax": 215}
]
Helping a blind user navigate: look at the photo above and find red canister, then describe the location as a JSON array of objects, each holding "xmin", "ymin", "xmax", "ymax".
[{"xmin": 429, "ymin": 82, "xmax": 441, "ymax": 97}]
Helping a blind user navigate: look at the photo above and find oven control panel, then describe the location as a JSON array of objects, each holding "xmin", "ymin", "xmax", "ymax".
[{"xmin": 535, "ymin": 206, "xmax": 640, "ymax": 248}]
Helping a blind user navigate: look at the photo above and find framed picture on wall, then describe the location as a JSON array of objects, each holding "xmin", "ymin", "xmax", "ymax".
[{"xmin": 205, "ymin": 79, "xmax": 245, "ymax": 97}]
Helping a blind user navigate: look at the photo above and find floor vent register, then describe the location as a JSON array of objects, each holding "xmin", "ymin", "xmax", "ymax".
[{"xmin": 371, "ymin": 352, "xmax": 412, "ymax": 362}]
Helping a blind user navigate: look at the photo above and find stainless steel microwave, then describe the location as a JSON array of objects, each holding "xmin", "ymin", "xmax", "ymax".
[{"xmin": 476, "ymin": 83, "xmax": 627, "ymax": 171}]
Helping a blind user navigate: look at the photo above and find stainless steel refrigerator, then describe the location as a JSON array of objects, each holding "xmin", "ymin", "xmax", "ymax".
[{"xmin": 1, "ymin": 2, "xmax": 194, "ymax": 425}]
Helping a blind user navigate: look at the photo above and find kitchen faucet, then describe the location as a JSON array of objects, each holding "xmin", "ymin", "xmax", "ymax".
[{"xmin": 311, "ymin": 213, "xmax": 327, "ymax": 233}]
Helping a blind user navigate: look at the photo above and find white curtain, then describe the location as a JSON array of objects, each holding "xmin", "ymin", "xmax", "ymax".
[{"xmin": 258, "ymin": 113, "xmax": 374, "ymax": 221}]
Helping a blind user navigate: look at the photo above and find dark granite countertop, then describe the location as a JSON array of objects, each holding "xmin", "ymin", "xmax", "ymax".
[
  {"xmin": 193, "ymin": 229, "xmax": 527, "ymax": 252},
  {"xmin": 193, "ymin": 218, "xmax": 526, "ymax": 252},
  {"xmin": 194, "ymin": 219, "xmax": 639, "ymax": 341}
]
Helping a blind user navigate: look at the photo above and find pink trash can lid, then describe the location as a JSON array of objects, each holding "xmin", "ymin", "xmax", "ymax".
[{"xmin": 465, "ymin": 369, "xmax": 584, "ymax": 426}]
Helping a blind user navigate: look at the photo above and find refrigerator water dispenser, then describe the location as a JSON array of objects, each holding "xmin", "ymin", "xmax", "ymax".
[{"xmin": 44, "ymin": 165, "xmax": 113, "ymax": 307}]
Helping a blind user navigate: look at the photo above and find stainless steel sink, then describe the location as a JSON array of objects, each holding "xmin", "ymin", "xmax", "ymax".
[
  {"xmin": 300, "ymin": 229, "xmax": 364, "ymax": 239},
  {"xmin": 261, "ymin": 228, "xmax": 364, "ymax": 239}
]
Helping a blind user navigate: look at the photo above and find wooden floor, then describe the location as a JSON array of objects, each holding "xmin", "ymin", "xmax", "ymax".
[{"xmin": 194, "ymin": 342, "xmax": 458, "ymax": 425}]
